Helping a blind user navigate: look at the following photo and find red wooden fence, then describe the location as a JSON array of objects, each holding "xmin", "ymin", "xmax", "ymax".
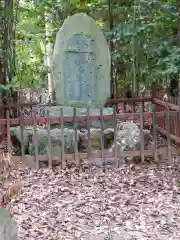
[
  {"xmin": 0, "ymin": 94, "xmax": 179, "ymax": 168},
  {"xmin": 152, "ymin": 89, "xmax": 180, "ymax": 145}
]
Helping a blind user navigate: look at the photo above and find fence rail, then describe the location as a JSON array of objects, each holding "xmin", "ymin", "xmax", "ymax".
[
  {"xmin": 0, "ymin": 93, "xmax": 180, "ymax": 169},
  {"xmin": 152, "ymin": 94, "xmax": 180, "ymax": 141},
  {"xmin": 0, "ymin": 111, "xmax": 179, "ymax": 125}
]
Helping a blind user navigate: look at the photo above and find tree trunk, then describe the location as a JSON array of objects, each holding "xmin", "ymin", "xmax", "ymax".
[
  {"xmin": 177, "ymin": 0, "xmax": 180, "ymax": 44},
  {"xmin": 108, "ymin": 0, "xmax": 115, "ymax": 98},
  {"xmin": 0, "ymin": 0, "xmax": 14, "ymax": 134},
  {"xmin": 45, "ymin": 12, "xmax": 55, "ymax": 103},
  {"xmin": 176, "ymin": 0, "xmax": 180, "ymax": 99}
]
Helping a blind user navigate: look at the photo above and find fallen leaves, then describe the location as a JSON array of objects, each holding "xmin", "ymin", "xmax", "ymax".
[
  {"xmin": 3, "ymin": 180, "xmax": 23, "ymax": 204},
  {"xmin": 1, "ymin": 160, "xmax": 180, "ymax": 239},
  {"xmin": 0, "ymin": 153, "xmax": 13, "ymax": 181}
]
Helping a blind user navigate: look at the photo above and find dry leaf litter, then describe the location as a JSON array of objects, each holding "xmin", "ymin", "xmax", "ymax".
[
  {"xmin": 0, "ymin": 101, "xmax": 177, "ymax": 240},
  {"xmin": 0, "ymin": 159, "xmax": 180, "ymax": 240}
]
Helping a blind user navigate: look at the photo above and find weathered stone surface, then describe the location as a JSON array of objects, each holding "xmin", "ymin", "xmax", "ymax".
[
  {"xmin": 110, "ymin": 122, "xmax": 152, "ymax": 161},
  {"xmin": 79, "ymin": 128, "xmax": 114, "ymax": 152},
  {"xmin": 0, "ymin": 208, "xmax": 17, "ymax": 240},
  {"xmin": 10, "ymin": 123, "xmax": 152, "ymax": 166},
  {"xmin": 11, "ymin": 126, "xmax": 113, "ymax": 156},
  {"xmin": 10, "ymin": 127, "xmax": 77, "ymax": 156},
  {"xmin": 135, "ymin": 129, "xmax": 152, "ymax": 150},
  {"xmin": 28, "ymin": 128, "xmax": 78, "ymax": 156},
  {"xmin": 40, "ymin": 106, "xmax": 114, "ymax": 128},
  {"xmin": 11, "ymin": 126, "xmax": 33, "ymax": 154},
  {"xmin": 52, "ymin": 13, "xmax": 110, "ymax": 108}
]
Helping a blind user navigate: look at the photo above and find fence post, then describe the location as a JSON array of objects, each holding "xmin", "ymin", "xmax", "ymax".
[
  {"xmin": 60, "ymin": 107, "xmax": 65, "ymax": 169},
  {"xmin": 19, "ymin": 107, "xmax": 25, "ymax": 163},
  {"xmin": 165, "ymin": 104, "xmax": 172, "ymax": 164},
  {"xmin": 124, "ymin": 102, "xmax": 126, "ymax": 113},
  {"xmin": 178, "ymin": 91, "xmax": 180, "ymax": 141},
  {"xmin": 152, "ymin": 104, "xmax": 157, "ymax": 161},
  {"xmin": 132, "ymin": 90, "xmax": 137, "ymax": 116},
  {"xmin": 73, "ymin": 107, "xmax": 79, "ymax": 166},
  {"xmin": 151, "ymin": 83, "xmax": 162, "ymax": 136},
  {"xmin": 0, "ymin": 99, "xmax": 6, "ymax": 136},
  {"xmin": 33, "ymin": 110, "xmax": 39, "ymax": 169},
  {"xmin": 6, "ymin": 110, "xmax": 11, "ymax": 162},
  {"xmin": 113, "ymin": 105, "xmax": 118, "ymax": 167},
  {"xmin": 87, "ymin": 107, "xmax": 91, "ymax": 160},
  {"xmin": 151, "ymin": 82, "xmax": 157, "ymax": 99},
  {"xmin": 47, "ymin": 108, "xmax": 52, "ymax": 168},
  {"xmin": 100, "ymin": 107, "xmax": 104, "ymax": 160},
  {"xmin": 142, "ymin": 92, "xmax": 145, "ymax": 129},
  {"xmin": 140, "ymin": 94, "xmax": 144, "ymax": 163}
]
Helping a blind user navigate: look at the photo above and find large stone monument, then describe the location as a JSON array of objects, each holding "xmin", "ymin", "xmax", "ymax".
[{"xmin": 52, "ymin": 13, "xmax": 110, "ymax": 108}]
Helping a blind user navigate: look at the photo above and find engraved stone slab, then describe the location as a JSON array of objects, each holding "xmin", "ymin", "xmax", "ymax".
[
  {"xmin": 52, "ymin": 13, "xmax": 110, "ymax": 108},
  {"xmin": 0, "ymin": 208, "xmax": 17, "ymax": 240}
]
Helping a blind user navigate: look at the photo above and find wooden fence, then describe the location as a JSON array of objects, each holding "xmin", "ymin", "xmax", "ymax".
[
  {"xmin": 152, "ymin": 89, "xmax": 180, "ymax": 145},
  {"xmin": 0, "ymin": 95, "xmax": 178, "ymax": 169}
]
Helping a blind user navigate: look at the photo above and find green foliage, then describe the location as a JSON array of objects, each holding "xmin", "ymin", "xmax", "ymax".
[
  {"xmin": 14, "ymin": 1, "xmax": 48, "ymax": 88},
  {"xmin": 109, "ymin": 0, "xmax": 180, "ymax": 89},
  {"xmin": 2, "ymin": 0, "xmax": 180, "ymax": 91}
]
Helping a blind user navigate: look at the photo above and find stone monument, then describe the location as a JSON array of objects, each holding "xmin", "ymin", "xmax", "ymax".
[
  {"xmin": 52, "ymin": 13, "xmax": 110, "ymax": 108},
  {"xmin": 0, "ymin": 208, "xmax": 17, "ymax": 240}
]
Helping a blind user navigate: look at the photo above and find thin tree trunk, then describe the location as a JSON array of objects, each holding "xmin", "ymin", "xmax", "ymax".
[
  {"xmin": 45, "ymin": 12, "xmax": 54, "ymax": 103},
  {"xmin": 0, "ymin": 0, "xmax": 14, "ymax": 134},
  {"xmin": 108, "ymin": 0, "xmax": 115, "ymax": 98},
  {"xmin": 176, "ymin": 0, "xmax": 180, "ymax": 99},
  {"xmin": 176, "ymin": 0, "xmax": 180, "ymax": 44},
  {"xmin": 132, "ymin": 1, "xmax": 137, "ymax": 93}
]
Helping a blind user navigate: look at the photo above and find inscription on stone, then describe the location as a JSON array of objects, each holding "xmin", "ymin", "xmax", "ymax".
[
  {"xmin": 64, "ymin": 34, "xmax": 96, "ymax": 101},
  {"xmin": 52, "ymin": 13, "xmax": 110, "ymax": 107}
]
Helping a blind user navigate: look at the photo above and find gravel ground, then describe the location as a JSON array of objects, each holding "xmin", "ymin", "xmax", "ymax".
[{"xmin": 2, "ymin": 159, "xmax": 180, "ymax": 240}]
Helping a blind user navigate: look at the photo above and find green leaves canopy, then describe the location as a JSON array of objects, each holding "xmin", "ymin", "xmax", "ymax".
[{"xmin": 4, "ymin": 0, "xmax": 180, "ymax": 91}]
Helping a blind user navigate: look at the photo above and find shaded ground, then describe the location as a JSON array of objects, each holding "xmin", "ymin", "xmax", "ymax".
[{"xmin": 3, "ymin": 159, "xmax": 180, "ymax": 240}]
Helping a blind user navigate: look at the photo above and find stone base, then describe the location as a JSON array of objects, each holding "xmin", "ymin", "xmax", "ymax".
[{"xmin": 40, "ymin": 106, "xmax": 114, "ymax": 128}]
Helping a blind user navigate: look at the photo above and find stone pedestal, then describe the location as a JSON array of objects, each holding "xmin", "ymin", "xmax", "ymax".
[{"xmin": 40, "ymin": 106, "xmax": 114, "ymax": 128}]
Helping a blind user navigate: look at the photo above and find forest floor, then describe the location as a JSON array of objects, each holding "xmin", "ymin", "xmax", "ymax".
[
  {"xmin": 1, "ymin": 102, "xmax": 179, "ymax": 239},
  {"xmin": 2, "ymin": 158, "xmax": 180, "ymax": 240}
]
